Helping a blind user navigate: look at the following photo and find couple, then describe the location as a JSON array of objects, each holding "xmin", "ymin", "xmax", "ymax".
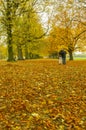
[{"xmin": 58, "ymin": 50, "xmax": 66, "ymax": 65}]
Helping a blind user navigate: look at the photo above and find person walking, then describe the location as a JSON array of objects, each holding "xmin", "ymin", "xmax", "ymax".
[
  {"xmin": 59, "ymin": 50, "xmax": 67, "ymax": 64},
  {"xmin": 58, "ymin": 53, "xmax": 62, "ymax": 64}
]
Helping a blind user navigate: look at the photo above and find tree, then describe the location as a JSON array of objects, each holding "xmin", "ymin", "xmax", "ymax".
[
  {"xmin": 0, "ymin": 0, "xmax": 21, "ymax": 61},
  {"xmin": 0, "ymin": 0, "xmax": 49, "ymax": 61},
  {"xmin": 48, "ymin": 0, "xmax": 86, "ymax": 60},
  {"xmin": 12, "ymin": 8, "xmax": 46, "ymax": 59}
]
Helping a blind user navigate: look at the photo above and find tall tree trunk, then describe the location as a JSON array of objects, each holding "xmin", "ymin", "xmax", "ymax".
[
  {"xmin": 25, "ymin": 44, "xmax": 29, "ymax": 59},
  {"xmin": 7, "ymin": 41, "xmax": 14, "ymax": 61},
  {"xmin": 7, "ymin": 0, "xmax": 14, "ymax": 61},
  {"xmin": 17, "ymin": 45, "xmax": 23, "ymax": 60},
  {"xmin": 69, "ymin": 50, "xmax": 73, "ymax": 60},
  {"xmin": 7, "ymin": 21, "xmax": 14, "ymax": 61}
]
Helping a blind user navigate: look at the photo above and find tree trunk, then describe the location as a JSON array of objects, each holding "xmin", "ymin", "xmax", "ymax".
[
  {"xmin": 69, "ymin": 51, "xmax": 73, "ymax": 60},
  {"xmin": 7, "ymin": 43, "xmax": 14, "ymax": 61},
  {"xmin": 25, "ymin": 44, "xmax": 29, "ymax": 59},
  {"xmin": 7, "ymin": 0, "xmax": 14, "ymax": 61},
  {"xmin": 17, "ymin": 45, "xmax": 23, "ymax": 60},
  {"xmin": 7, "ymin": 25, "xmax": 14, "ymax": 61}
]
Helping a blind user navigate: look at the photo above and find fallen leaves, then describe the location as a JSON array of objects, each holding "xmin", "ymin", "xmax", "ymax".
[{"xmin": 0, "ymin": 59, "xmax": 86, "ymax": 129}]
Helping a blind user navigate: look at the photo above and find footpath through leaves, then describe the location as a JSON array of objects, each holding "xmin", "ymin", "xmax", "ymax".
[{"xmin": 0, "ymin": 59, "xmax": 86, "ymax": 130}]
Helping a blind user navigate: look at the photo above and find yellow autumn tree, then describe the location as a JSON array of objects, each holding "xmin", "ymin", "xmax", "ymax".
[{"xmin": 48, "ymin": 0, "xmax": 86, "ymax": 60}]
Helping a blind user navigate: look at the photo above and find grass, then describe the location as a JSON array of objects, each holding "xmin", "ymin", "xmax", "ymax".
[{"xmin": 74, "ymin": 57, "xmax": 86, "ymax": 60}]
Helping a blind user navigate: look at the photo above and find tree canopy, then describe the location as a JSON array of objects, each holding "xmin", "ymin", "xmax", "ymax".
[{"xmin": 0, "ymin": 0, "xmax": 86, "ymax": 61}]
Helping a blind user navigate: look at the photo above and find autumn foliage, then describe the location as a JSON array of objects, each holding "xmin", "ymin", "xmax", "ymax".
[{"xmin": 0, "ymin": 59, "xmax": 86, "ymax": 129}]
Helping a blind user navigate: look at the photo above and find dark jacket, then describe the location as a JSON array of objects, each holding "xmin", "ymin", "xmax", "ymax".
[{"xmin": 59, "ymin": 50, "xmax": 66, "ymax": 58}]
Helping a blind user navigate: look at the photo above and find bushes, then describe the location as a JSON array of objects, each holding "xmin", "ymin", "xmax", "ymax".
[
  {"xmin": 28, "ymin": 52, "xmax": 43, "ymax": 59},
  {"xmin": 49, "ymin": 51, "xmax": 58, "ymax": 59}
]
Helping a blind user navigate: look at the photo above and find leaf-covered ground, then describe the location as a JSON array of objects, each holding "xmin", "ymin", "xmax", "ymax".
[{"xmin": 0, "ymin": 59, "xmax": 86, "ymax": 130}]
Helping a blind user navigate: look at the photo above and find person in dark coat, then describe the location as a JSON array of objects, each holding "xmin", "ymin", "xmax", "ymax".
[{"xmin": 59, "ymin": 50, "xmax": 67, "ymax": 64}]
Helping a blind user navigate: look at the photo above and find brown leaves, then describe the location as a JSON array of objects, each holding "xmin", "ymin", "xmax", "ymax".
[{"xmin": 0, "ymin": 59, "xmax": 86, "ymax": 129}]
